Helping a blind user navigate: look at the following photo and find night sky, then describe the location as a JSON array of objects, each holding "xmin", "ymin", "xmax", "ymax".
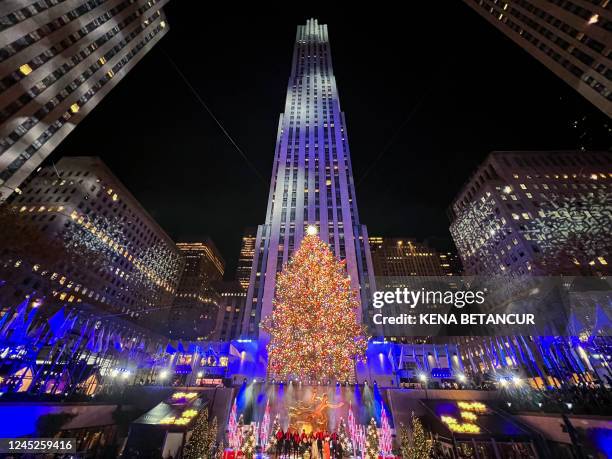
[{"xmin": 53, "ymin": 6, "xmax": 610, "ymax": 278}]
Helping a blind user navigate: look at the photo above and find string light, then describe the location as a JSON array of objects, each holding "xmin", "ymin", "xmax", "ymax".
[{"xmin": 262, "ymin": 233, "xmax": 368, "ymax": 382}]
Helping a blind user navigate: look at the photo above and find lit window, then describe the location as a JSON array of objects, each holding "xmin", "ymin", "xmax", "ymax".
[
  {"xmin": 19, "ymin": 64, "xmax": 32, "ymax": 75},
  {"xmin": 70, "ymin": 103, "xmax": 79, "ymax": 113}
]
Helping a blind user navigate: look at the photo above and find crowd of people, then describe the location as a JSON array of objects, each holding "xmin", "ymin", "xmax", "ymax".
[{"xmin": 274, "ymin": 428, "xmax": 343, "ymax": 459}]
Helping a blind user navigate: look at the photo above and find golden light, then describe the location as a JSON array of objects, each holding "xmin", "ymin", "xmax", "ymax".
[
  {"xmin": 457, "ymin": 401, "xmax": 486, "ymax": 413},
  {"xmin": 460, "ymin": 411, "xmax": 477, "ymax": 421},
  {"xmin": 19, "ymin": 64, "xmax": 32, "ymax": 75}
]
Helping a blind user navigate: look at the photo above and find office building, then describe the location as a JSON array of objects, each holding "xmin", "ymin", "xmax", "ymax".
[
  {"xmin": 0, "ymin": 0, "xmax": 170, "ymax": 201},
  {"xmin": 164, "ymin": 241, "xmax": 225, "ymax": 340},
  {"xmin": 0, "ymin": 156, "xmax": 183, "ymax": 317},
  {"xmin": 463, "ymin": 0, "xmax": 611, "ymax": 116},
  {"xmin": 369, "ymin": 237, "xmax": 458, "ymax": 277},
  {"xmin": 235, "ymin": 227, "xmax": 256, "ymax": 291},
  {"xmin": 212, "ymin": 280, "xmax": 246, "ymax": 342},
  {"xmin": 449, "ymin": 151, "xmax": 611, "ymax": 276},
  {"xmin": 243, "ymin": 19, "xmax": 376, "ymax": 337}
]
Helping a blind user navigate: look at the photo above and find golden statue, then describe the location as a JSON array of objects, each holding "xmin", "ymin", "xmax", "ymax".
[{"xmin": 288, "ymin": 389, "xmax": 344, "ymax": 432}]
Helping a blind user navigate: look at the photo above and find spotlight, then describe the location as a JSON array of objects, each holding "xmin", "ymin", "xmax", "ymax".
[
  {"xmin": 507, "ymin": 402, "xmax": 512, "ymax": 407},
  {"xmin": 537, "ymin": 402, "xmax": 542, "ymax": 408},
  {"xmin": 457, "ymin": 374, "xmax": 467, "ymax": 383},
  {"xmin": 499, "ymin": 378, "xmax": 509, "ymax": 388},
  {"xmin": 306, "ymin": 225, "xmax": 318, "ymax": 236},
  {"xmin": 566, "ymin": 403, "xmax": 573, "ymax": 410},
  {"xmin": 512, "ymin": 376, "xmax": 522, "ymax": 386},
  {"xmin": 122, "ymin": 371, "xmax": 130, "ymax": 379},
  {"xmin": 418, "ymin": 373, "xmax": 428, "ymax": 383},
  {"xmin": 159, "ymin": 370, "xmax": 169, "ymax": 380},
  {"xmin": 197, "ymin": 371, "xmax": 203, "ymax": 378}
]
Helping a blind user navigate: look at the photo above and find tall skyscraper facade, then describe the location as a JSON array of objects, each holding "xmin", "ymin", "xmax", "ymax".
[
  {"xmin": 163, "ymin": 241, "xmax": 224, "ymax": 340},
  {"xmin": 0, "ymin": 156, "xmax": 183, "ymax": 318},
  {"xmin": 243, "ymin": 19, "xmax": 376, "ymax": 337},
  {"xmin": 463, "ymin": 0, "xmax": 611, "ymax": 116},
  {"xmin": 449, "ymin": 151, "xmax": 611, "ymax": 276},
  {"xmin": 369, "ymin": 237, "xmax": 458, "ymax": 277},
  {"xmin": 235, "ymin": 227, "xmax": 256, "ymax": 291},
  {"xmin": 0, "ymin": 0, "xmax": 170, "ymax": 201},
  {"xmin": 212, "ymin": 280, "xmax": 246, "ymax": 342}
]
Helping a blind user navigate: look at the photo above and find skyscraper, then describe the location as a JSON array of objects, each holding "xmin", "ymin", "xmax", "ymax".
[
  {"xmin": 0, "ymin": 156, "xmax": 183, "ymax": 317},
  {"xmin": 449, "ymin": 151, "xmax": 611, "ymax": 276},
  {"xmin": 212, "ymin": 280, "xmax": 246, "ymax": 342},
  {"xmin": 163, "ymin": 241, "xmax": 224, "ymax": 340},
  {"xmin": 369, "ymin": 237, "xmax": 457, "ymax": 277},
  {"xmin": 463, "ymin": 0, "xmax": 611, "ymax": 117},
  {"xmin": 243, "ymin": 19, "xmax": 376, "ymax": 338},
  {"xmin": 0, "ymin": 0, "xmax": 170, "ymax": 201},
  {"xmin": 235, "ymin": 227, "xmax": 256, "ymax": 291}
]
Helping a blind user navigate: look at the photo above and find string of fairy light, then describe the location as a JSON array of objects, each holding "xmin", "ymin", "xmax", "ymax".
[{"xmin": 262, "ymin": 226, "xmax": 368, "ymax": 382}]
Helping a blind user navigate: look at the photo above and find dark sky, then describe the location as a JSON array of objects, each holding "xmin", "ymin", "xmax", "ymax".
[{"xmin": 54, "ymin": 6, "xmax": 610, "ymax": 278}]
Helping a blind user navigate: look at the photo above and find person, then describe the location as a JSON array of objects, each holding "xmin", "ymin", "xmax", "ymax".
[
  {"xmin": 284, "ymin": 429, "xmax": 292, "ymax": 458},
  {"xmin": 317, "ymin": 431, "xmax": 323, "ymax": 458},
  {"xmin": 330, "ymin": 431, "xmax": 338, "ymax": 458},
  {"xmin": 335, "ymin": 437, "xmax": 343, "ymax": 459},
  {"xmin": 323, "ymin": 434, "xmax": 331, "ymax": 459},
  {"xmin": 275, "ymin": 428, "xmax": 284, "ymax": 458},
  {"xmin": 311, "ymin": 433, "xmax": 320, "ymax": 459},
  {"xmin": 293, "ymin": 430, "xmax": 300, "ymax": 458}
]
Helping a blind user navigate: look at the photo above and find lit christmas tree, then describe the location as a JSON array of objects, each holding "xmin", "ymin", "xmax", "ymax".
[
  {"xmin": 241, "ymin": 425, "xmax": 256, "ymax": 459},
  {"xmin": 399, "ymin": 413, "xmax": 432, "ymax": 459},
  {"xmin": 338, "ymin": 417, "xmax": 353, "ymax": 456},
  {"xmin": 379, "ymin": 408, "xmax": 392, "ymax": 456},
  {"xmin": 267, "ymin": 414, "xmax": 281, "ymax": 453},
  {"xmin": 227, "ymin": 401, "xmax": 240, "ymax": 450},
  {"xmin": 262, "ymin": 229, "xmax": 368, "ymax": 382},
  {"xmin": 259, "ymin": 400, "xmax": 271, "ymax": 448},
  {"xmin": 364, "ymin": 417, "xmax": 379, "ymax": 459},
  {"xmin": 184, "ymin": 408, "xmax": 215, "ymax": 459}
]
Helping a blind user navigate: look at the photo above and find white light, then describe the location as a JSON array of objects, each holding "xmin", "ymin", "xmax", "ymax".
[
  {"xmin": 418, "ymin": 373, "xmax": 428, "ymax": 383},
  {"xmin": 566, "ymin": 403, "xmax": 573, "ymax": 410},
  {"xmin": 588, "ymin": 14, "xmax": 599, "ymax": 24},
  {"xmin": 458, "ymin": 374, "xmax": 467, "ymax": 383},
  {"xmin": 499, "ymin": 379, "xmax": 509, "ymax": 387},
  {"xmin": 111, "ymin": 369, "xmax": 119, "ymax": 378},
  {"xmin": 306, "ymin": 225, "xmax": 318, "ymax": 236},
  {"xmin": 512, "ymin": 376, "xmax": 522, "ymax": 386},
  {"xmin": 197, "ymin": 371, "xmax": 203, "ymax": 378},
  {"xmin": 160, "ymin": 370, "xmax": 169, "ymax": 379},
  {"xmin": 122, "ymin": 371, "xmax": 130, "ymax": 379},
  {"xmin": 503, "ymin": 185, "xmax": 512, "ymax": 194}
]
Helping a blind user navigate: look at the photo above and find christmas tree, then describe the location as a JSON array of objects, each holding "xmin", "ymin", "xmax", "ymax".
[
  {"xmin": 185, "ymin": 408, "xmax": 215, "ymax": 459},
  {"xmin": 379, "ymin": 408, "xmax": 392, "ymax": 456},
  {"xmin": 338, "ymin": 417, "xmax": 353, "ymax": 456},
  {"xmin": 267, "ymin": 414, "xmax": 281, "ymax": 453},
  {"xmin": 262, "ymin": 230, "xmax": 368, "ymax": 381},
  {"xmin": 241, "ymin": 425, "xmax": 256, "ymax": 459},
  {"xmin": 364, "ymin": 417, "xmax": 379, "ymax": 459},
  {"xmin": 399, "ymin": 413, "xmax": 432, "ymax": 459}
]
